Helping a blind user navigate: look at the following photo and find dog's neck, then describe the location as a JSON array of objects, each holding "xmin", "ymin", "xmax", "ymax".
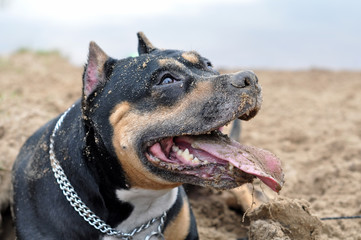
[
  {"xmin": 102, "ymin": 187, "xmax": 178, "ymax": 240},
  {"xmin": 81, "ymin": 115, "xmax": 178, "ymax": 234},
  {"xmin": 83, "ymin": 117, "xmax": 130, "ymax": 188}
]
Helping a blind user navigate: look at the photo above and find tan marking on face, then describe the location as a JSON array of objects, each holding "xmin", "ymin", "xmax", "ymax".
[
  {"xmin": 149, "ymin": 80, "xmax": 213, "ymax": 123},
  {"xmin": 181, "ymin": 52, "xmax": 200, "ymax": 64},
  {"xmin": 109, "ymin": 102, "xmax": 131, "ymax": 124},
  {"xmin": 164, "ymin": 197, "xmax": 191, "ymax": 240},
  {"xmin": 158, "ymin": 58, "xmax": 184, "ymax": 68},
  {"xmin": 110, "ymin": 102, "xmax": 181, "ymax": 190},
  {"xmin": 109, "ymin": 81, "xmax": 213, "ymax": 189}
]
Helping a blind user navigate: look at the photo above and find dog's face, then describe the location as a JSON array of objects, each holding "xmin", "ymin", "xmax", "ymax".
[{"xmin": 82, "ymin": 33, "xmax": 283, "ymax": 191}]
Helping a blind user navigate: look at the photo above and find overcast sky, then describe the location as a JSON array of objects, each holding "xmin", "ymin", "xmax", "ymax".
[{"xmin": 1, "ymin": 0, "xmax": 360, "ymax": 69}]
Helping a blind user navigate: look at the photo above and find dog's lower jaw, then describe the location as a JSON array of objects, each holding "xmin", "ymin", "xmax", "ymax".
[{"xmin": 101, "ymin": 188, "xmax": 178, "ymax": 240}]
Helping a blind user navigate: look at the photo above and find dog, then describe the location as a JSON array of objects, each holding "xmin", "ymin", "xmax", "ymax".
[{"xmin": 12, "ymin": 32, "xmax": 284, "ymax": 240}]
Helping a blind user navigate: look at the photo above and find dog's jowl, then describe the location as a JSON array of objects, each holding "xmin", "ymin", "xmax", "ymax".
[{"xmin": 12, "ymin": 32, "xmax": 284, "ymax": 240}]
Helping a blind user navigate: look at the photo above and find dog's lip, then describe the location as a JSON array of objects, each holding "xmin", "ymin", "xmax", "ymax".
[
  {"xmin": 144, "ymin": 130, "xmax": 217, "ymax": 149},
  {"xmin": 143, "ymin": 108, "xmax": 249, "ymax": 147}
]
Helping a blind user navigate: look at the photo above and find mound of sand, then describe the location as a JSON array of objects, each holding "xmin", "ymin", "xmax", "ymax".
[
  {"xmin": 1, "ymin": 51, "xmax": 360, "ymax": 239},
  {"xmin": 248, "ymin": 197, "xmax": 324, "ymax": 240}
]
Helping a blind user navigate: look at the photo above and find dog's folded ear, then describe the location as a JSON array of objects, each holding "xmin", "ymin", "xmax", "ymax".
[
  {"xmin": 83, "ymin": 41, "xmax": 109, "ymax": 97},
  {"xmin": 137, "ymin": 32, "xmax": 156, "ymax": 55}
]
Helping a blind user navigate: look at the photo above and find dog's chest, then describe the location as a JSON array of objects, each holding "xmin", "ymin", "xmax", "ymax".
[{"xmin": 102, "ymin": 187, "xmax": 178, "ymax": 240}]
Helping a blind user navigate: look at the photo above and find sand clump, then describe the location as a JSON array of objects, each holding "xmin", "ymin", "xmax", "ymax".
[{"xmin": 248, "ymin": 197, "xmax": 325, "ymax": 240}]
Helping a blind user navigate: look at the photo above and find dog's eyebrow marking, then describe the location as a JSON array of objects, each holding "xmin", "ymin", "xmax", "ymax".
[
  {"xmin": 158, "ymin": 58, "xmax": 184, "ymax": 68},
  {"xmin": 181, "ymin": 51, "xmax": 200, "ymax": 64},
  {"xmin": 109, "ymin": 102, "xmax": 131, "ymax": 125}
]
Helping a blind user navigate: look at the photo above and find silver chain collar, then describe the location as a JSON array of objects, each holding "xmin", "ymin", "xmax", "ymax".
[{"xmin": 49, "ymin": 105, "xmax": 166, "ymax": 240}]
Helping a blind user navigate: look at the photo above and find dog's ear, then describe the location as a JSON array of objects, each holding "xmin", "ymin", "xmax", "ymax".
[
  {"xmin": 83, "ymin": 41, "xmax": 109, "ymax": 97},
  {"xmin": 137, "ymin": 32, "xmax": 156, "ymax": 54}
]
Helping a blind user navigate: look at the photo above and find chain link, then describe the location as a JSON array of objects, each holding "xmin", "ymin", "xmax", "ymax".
[{"xmin": 49, "ymin": 105, "xmax": 166, "ymax": 239}]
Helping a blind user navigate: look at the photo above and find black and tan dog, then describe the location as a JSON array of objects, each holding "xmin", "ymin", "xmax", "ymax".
[{"xmin": 12, "ymin": 32, "xmax": 283, "ymax": 239}]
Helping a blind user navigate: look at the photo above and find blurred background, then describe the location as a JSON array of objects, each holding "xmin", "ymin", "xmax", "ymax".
[
  {"xmin": 1, "ymin": 1, "xmax": 361, "ymax": 239},
  {"xmin": 1, "ymin": 0, "xmax": 360, "ymax": 70}
]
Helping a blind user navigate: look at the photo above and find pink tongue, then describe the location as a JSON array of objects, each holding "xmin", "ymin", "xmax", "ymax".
[{"xmin": 179, "ymin": 135, "xmax": 284, "ymax": 192}]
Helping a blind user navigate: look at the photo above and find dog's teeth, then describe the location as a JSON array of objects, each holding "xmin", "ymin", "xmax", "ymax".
[
  {"xmin": 184, "ymin": 149, "xmax": 190, "ymax": 155},
  {"xmin": 183, "ymin": 149, "xmax": 192, "ymax": 161},
  {"xmin": 175, "ymin": 147, "xmax": 203, "ymax": 165},
  {"xmin": 186, "ymin": 155, "xmax": 194, "ymax": 162},
  {"xmin": 184, "ymin": 149, "xmax": 194, "ymax": 162},
  {"xmin": 203, "ymin": 160, "xmax": 209, "ymax": 164},
  {"xmin": 192, "ymin": 157, "xmax": 200, "ymax": 164},
  {"xmin": 176, "ymin": 148, "xmax": 190, "ymax": 162},
  {"xmin": 228, "ymin": 164, "xmax": 234, "ymax": 171}
]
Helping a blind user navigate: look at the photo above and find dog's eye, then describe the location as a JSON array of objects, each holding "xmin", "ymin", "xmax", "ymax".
[
  {"xmin": 160, "ymin": 75, "xmax": 177, "ymax": 85},
  {"xmin": 206, "ymin": 61, "xmax": 213, "ymax": 69}
]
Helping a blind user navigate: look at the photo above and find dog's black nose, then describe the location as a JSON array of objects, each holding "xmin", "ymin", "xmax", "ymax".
[{"xmin": 230, "ymin": 71, "xmax": 258, "ymax": 89}]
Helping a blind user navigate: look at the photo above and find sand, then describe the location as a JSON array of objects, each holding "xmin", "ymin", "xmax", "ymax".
[{"xmin": 0, "ymin": 51, "xmax": 360, "ymax": 239}]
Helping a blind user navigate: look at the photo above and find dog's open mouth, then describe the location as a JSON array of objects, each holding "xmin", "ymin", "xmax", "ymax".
[{"xmin": 145, "ymin": 128, "xmax": 284, "ymax": 192}]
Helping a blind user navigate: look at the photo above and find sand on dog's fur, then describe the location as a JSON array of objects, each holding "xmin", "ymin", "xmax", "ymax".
[{"xmin": 1, "ymin": 52, "xmax": 361, "ymax": 239}]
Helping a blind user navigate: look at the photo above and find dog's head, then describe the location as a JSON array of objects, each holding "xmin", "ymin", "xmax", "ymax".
[{"xmin": 81, "ymin": 32, "xmax": 283, "ymax": 191}]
